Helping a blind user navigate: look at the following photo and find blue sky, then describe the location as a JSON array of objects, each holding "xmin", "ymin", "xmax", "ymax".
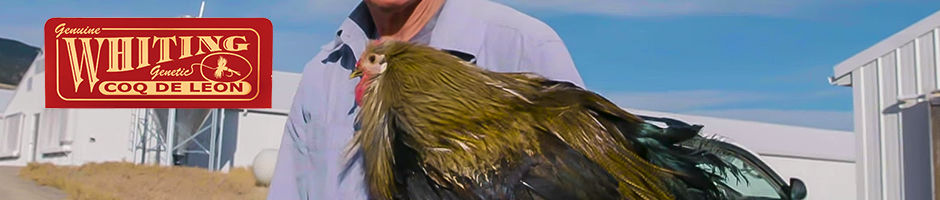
[{"xmin": 3, "ymin": 0, "xmax": 940, "ymax": 130}]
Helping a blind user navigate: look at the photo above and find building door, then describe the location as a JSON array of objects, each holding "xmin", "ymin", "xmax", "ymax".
[
  {"xmin": 30, "ymin": 113, "xmax": 39, "ymax": 162},
  {"xmin": 931, "ymin": 99, "xmax": 940, "ymax": 199}
]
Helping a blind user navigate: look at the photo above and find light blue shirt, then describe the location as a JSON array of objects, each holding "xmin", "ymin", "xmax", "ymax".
[{"xmin": 268, "ymin": 0, "xmax": 584, "ymax": 199}]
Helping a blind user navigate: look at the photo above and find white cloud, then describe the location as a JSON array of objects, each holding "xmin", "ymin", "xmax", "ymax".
[
  {"xmin": 602, "ymin": 90, "xmax": 772, "ymax": 111},
  {"xmin": 602, "ymin": 90, "xmax": 853, "ymax": 130},
  {"xmin": 496, "ymin": 0, "xmax": 875, "ymax": 17},
  {"xmin": 684, "ymin": 109, "xmax": 853, "ymax": 131}
]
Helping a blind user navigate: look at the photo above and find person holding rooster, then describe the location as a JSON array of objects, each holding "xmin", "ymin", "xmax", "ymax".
[{"xmin": 268, "ymin": 0, "xmax": 583, "ymax": 199}]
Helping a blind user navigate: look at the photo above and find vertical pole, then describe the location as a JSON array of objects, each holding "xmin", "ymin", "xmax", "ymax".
[
  {"xmin": 165, "ymin": 108, "xmax": 177, "ymax": 166},
  {"xmin": 208, "ymin": 109, "xmax": 217, "ymax": 171},
  {"xmin": 133, "ymin": 109, "xmax": 140, "ymax": 162},
  {"xmin": 140, "ymin": 109, "xmax": 149, "ymax": 164},
  {"xmin": 198, "ymin": 1, "xmax": 205, "ymax": 18},
  {"xmin": 216, "ymin": 109, "xmax": 226, "ymax": 171}
]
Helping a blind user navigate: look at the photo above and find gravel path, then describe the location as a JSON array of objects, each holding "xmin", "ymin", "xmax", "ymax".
[{"xmin": 0, "ymin": 166, "xmax": 67, "ymax": 200}]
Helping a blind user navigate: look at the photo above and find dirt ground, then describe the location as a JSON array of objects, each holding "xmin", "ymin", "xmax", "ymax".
[
  {"xmin": 0, "ymin": 166, "xmax": 67, "ymax": 200},
  {"xmin": 18, "ymin": 162, "xmax": 268, "ymax": 200}
]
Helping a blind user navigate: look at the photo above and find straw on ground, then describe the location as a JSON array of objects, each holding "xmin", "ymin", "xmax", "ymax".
[{"xmin": 19, "ymin": 162, "xmax": 268, "ymax": 200}]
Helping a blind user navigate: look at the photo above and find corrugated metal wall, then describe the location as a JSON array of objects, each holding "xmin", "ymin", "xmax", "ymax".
[{"xmin": 848, "ymin": 28, "xmax": 937, "ymax": 200}]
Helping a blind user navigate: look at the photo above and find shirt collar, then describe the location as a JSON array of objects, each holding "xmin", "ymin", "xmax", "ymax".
[
  {"xmin": 332, "ymin": 3, "xmax": 372, "ymax": 62},
  {"xmin": 348, "ymin": 3, "xmax": 377, "ymax": 40}
]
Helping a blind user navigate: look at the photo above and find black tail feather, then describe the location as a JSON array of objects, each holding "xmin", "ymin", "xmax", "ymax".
[{"xmin": 630, "ymin": 116, "xmax": 743, "ymax": 200}]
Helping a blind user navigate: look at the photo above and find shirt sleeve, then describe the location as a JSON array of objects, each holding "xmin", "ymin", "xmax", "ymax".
[{"xmin": 522, "ymin": 39, "xmax": 586, "ymax": 88}]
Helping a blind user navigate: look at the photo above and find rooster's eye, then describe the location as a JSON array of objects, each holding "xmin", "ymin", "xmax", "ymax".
[{"xmin": 369, "ymin": 55, "xmax": 376, "ymax": 63}]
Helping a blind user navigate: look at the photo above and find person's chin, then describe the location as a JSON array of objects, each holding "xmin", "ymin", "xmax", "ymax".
[{"xmin": 366, "ymin": 0, "xmax": 418, "ymax": 12}]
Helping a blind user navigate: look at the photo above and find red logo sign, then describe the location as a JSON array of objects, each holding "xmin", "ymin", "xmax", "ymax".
[{"xmin": 44, "ymin": 18, "xmax": 272, "ymax": 108}]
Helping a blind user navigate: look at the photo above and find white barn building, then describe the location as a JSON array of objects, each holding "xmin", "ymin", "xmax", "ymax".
[
  {"xmin": 0, "ymin": 53, "xmax": 300, "ymax": 170},
  {"xmin": 0, "ymin": 50, "xmax": 855, "ymax": 199},
  {"xmin": 830, "ymin": 9, "xmax": 940, "ymax": 200}
]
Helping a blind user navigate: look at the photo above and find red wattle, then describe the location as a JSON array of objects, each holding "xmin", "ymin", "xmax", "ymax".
[{"xmin": 354, "ymin": 74, "xmax": 369, "ymax": 106}]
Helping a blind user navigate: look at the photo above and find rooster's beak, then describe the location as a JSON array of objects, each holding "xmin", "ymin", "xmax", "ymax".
[{"xmin": 350, "ymin": 69, "xmax": 363, "ymax": 79}]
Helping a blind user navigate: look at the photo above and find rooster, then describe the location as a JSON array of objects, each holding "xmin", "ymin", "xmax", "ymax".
[{"xmin": 348, "ymin": 41, "xmax": 736, "ymax": 200}]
